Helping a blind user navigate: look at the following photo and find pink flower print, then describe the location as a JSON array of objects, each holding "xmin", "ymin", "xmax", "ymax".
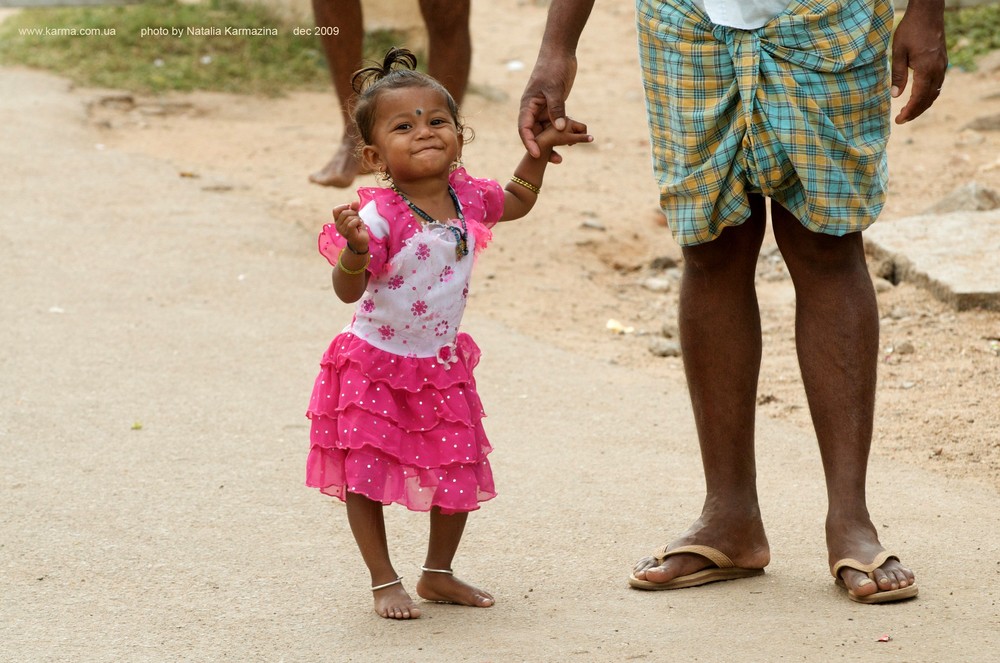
[
  {"xmin": 360, "ymin": 298, "xmax": 375, "ymax": 313},
  {"xmin": 434, "ymin": 321, "xmax": 450, "ymax": 337},
  {"xmin": 416, "ymin": 243, "xmax": 431, "ymax": 261},
  {"xmin": 411, "ymin": 300, "xmax": 428, "ymax": 317},
  {"xmin": 439, "ymin": 266, "xmax": 454, "ymax": 283},
  {"xmin": 462, "ymin": 287, "xmax": 469, "ymax": 299},
  {"xmin": 436, "ymin": 342, "xmax": 458, "ymax": 370},
  {"xmin": 387, "ymin": 275, "xmax": 405, "ymax": 290},
  {"xmin": 378, "ymin": 325, "xmax": 395, "ymax": 341}
]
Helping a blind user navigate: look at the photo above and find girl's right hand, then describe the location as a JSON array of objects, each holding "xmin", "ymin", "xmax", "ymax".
[
  {"xmin": 333, "ymin": 202, "xmax": 370, "ymax": 254},
  {"xmin": 534, "ymin": 116, "xmax": 592, "ymax": 153}
]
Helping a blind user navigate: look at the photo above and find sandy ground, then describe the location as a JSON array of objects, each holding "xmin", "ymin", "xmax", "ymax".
[{"xmin": 2, "ymin": 1, "xmax": 1000, "ymax": 661}]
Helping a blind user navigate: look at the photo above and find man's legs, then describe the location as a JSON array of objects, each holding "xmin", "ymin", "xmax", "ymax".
[
  {"xmin": 770, "ymin": 204, "xmax": 915, "ymax": 599},
  {"xmin": 633, "ymin": 198, "xmax": 771, "ymax": 584},
  {"xmin": 309, "ymin": 0, "xmax": 471, "ymax": 187},
  {"xmin": 309, "ymin": 0, "xmax": 365, "ymax": 187},
  {"xmin": 419, "ymin": 0, "xmax": 471, "ymax": 105}
]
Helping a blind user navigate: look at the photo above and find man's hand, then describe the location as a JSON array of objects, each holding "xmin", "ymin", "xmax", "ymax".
[
  {"xmin": 891, "ymin": 1, "xmax": 948, "ymax": 124},
  {"xmin": 518, "ymin": 53, "xmax": 579, "ymax": 162}
]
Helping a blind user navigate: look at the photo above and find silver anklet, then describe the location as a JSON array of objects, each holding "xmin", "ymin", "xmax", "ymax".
[
  {"xmin": 371, "ymin": 576, "xmax": 403, "ymax": 592},
  {"xmin": 420, "ymin": 566, "xmax": 454, "ymax": 575}
]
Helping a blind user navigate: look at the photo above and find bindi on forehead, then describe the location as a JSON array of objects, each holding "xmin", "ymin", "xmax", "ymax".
[{"xmin": 415, "ymin": 108, "xmax": 423, "ymax": 116}]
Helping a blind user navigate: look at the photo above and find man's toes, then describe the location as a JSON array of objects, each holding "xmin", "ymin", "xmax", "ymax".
[
  {"xmin": 632, "ymin": 556, "xmax": 655, "ymax": 575},
  {"xmin": 875, "ymin": 566, "xmax": 912, "ymax": 591},
  {"xmin": 875, "ymin": 571, "xmax": 898, "ymax": 590},
  {"xmin": 843, "ymin": 569, "xmax": 878, "ymax": 597},
  {"xmin": 889, "ymin": 567, "xmax": 911, "ymax": 588},
  {"xmin": 642, "ymin": 565, "xmax": 671, "ymax": 583}
]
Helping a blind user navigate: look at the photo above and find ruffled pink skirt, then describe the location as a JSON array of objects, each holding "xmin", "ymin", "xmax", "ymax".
[{"xmin": 305, "ymin": 332, "xmax": 496, "ymax": 514}]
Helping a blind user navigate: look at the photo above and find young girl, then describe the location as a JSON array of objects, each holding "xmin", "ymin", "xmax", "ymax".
[{"xmin": 305, "ymin": 48, "xmax": 590, "ymax": 620}]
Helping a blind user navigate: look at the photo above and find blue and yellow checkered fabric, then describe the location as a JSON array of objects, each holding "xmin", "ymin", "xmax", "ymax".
[{"xmin": 636, "ymin": 0, "xmax": 894, "ymax": 246}]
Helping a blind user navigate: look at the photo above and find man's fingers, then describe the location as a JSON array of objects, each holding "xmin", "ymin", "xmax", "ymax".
[
  {"xmin": 889, "ymin": 8, "xmax": 947, "ymax": 124},
  {"xmin": 896, "ymin": 76, "xmax": 941, "ymax": 124},
  {"xmin": 518, "ymin": 126, "xmax": 542, "ymax": 159},
  {"xmin": 890, "ymin": 45, "xmax": 909, "ymax": 99},
  {"xmin": 893, "ymin": 55, "xmax": 946, "ymax": 124},
  {"xmin": 517, "ymin": 99, "xmax": 545, "ymax": 158},
  {"xmin": 518, "ymin": 88, "xmax": 569, "ymax": 155},
  {"xmin": 547, "ymin": 100, "xmax": 568, "ymax": 130}
]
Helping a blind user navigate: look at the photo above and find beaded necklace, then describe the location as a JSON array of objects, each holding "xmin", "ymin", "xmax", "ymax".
[{"xmin": 393, "ymin": 185, "xmax": 469, "ymax": 260}]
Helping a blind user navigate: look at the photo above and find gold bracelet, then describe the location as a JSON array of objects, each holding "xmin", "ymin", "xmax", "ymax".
[
  {"xmin": 338, "ymin": 250, "xmax": 370, "ymax": 275},
  {"xmin": 510, "ymin": 175, "xmax": 541, "ymax": 195}
]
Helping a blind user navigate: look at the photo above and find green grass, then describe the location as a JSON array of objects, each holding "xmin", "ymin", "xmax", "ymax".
[
  {"xmin": 0, "ymin": 0, "xmax": 410, "ymax": 95},
  {"xmin": 9, "ymin": 1, "xmax": 993, "ymax": 93},
  {"xmin": 945, "ymin": 4, "xmax": 1000, "ymax": 71}
]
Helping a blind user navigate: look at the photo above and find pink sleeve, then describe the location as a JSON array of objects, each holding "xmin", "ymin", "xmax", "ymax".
[
  {"xmin": 317, "ymin": 223, "xmax": 346, "ymax": 266},
  {"xmin": 479, "ymin": 178, "xmax": 504, "ymax": 228}
]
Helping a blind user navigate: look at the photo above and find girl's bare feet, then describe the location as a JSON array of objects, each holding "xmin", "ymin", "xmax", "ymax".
[
  {"xmin": 372, "ymin": 579, "xmax": 422, "ymax": 620},
  {"xmin": 309, "ymin": 134, "xmax": 364, "ymax": 188},
  {"xmin": 416, "ymin": 568, "xmax": 494, "ymax": 608}
]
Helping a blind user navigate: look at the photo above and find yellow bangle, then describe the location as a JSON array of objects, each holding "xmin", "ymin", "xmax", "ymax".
[
  {"xmin": 510, "ymin": 175, "xmax": 541, "ymax": 195},
  {"xmin": 338, "ymin": 249, "xmax": 370, "ymax": 275}
]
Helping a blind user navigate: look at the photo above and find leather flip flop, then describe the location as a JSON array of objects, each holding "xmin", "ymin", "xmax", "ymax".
[
  {"xmin": 628, "ymin": 544, "xmax": 765, "ymax": 590},
  {"xmin": 831, "ymin": 550, "xmax": 919, "ymax": 604}
]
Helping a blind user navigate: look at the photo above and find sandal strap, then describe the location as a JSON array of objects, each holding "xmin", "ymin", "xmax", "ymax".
[
  {"xmin": 831, "ymin": 551, "xmax": 897, "ymax": 579},
  {"xmin": 651, "ymin": 544, "xmax": 737, "ymax": 569},
  {"xmin": 420, "ymin": 566, "xmax": 454, "ymax": 575},
  {"xmin": 371, "ymin": 576, "xmax": 403, "ymax": 592}
]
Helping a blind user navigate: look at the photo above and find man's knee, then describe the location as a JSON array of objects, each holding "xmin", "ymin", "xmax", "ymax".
[
  {"xmin": 681, "ymin": 219, "xmax": 765, "ymax": 275},
  {"xmin": 419, "ymin": 0, "xmax": 470, "ymax": 35},
  {"xmin": 770, "ymin": 203, "xmax": 866, "ymax": 271},
  {"xmin": 778, "ymin": 228, "xmax": 866, "ymax": 276}
]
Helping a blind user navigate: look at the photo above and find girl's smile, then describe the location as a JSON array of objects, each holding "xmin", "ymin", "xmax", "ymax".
[{"xmin": 363, "ymin": 87, "xmax": 462, "ymax": 184}]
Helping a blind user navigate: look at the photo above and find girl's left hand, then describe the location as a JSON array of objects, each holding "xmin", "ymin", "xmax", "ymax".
[{"xmin": 535, "ymin": 116, "xmax": 593, "ymax": 153}]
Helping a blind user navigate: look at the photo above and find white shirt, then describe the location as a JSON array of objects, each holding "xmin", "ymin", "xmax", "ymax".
[{"xmin": 690, "ymin": 0, "xmax": 795, "ymax": 29}]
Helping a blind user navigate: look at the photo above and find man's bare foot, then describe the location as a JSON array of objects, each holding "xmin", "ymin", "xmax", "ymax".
[
  {"xmin": 631, "ymin": 513, "xmax": 770, "ymax": 585},
  {"xmin": 372, "ymin": 580, "xmax": 422, "ymax": 620},
  {"xmin": 416, "ymin": 569, "xmax": 494, "ymax": 607},
  {"xmin": 827, "ymin": 515, "xmax": 916, "ymax": 602},
  {"xmin": 309, "ymin": 134, "xmax": 364, "ymax": 188}
]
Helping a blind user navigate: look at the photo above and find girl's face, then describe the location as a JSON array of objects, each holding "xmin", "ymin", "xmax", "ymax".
[{"xmin": 362, "ymin": 86, "xmax": 462, "ymax": 185}]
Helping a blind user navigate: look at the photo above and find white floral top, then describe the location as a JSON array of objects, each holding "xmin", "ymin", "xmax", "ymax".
[{"xmin": 318, "ymin": 168, "xmax": 504, "ymax": 362}]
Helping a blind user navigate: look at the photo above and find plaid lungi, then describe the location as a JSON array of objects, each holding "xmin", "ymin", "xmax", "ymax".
[{"xmin": 636, "ymin": 0, "xmax": 894, "ymax": 246}]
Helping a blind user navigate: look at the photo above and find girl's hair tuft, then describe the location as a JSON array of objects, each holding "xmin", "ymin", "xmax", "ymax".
[{"xmin": 351, "ymin": 46, "xmax": 418, "ymax": 95}]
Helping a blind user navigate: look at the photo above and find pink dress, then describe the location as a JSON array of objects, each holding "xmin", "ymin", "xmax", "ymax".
[{"xmin": 306, "ymin": 168, "xmax": 503, "ymax": 514}]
